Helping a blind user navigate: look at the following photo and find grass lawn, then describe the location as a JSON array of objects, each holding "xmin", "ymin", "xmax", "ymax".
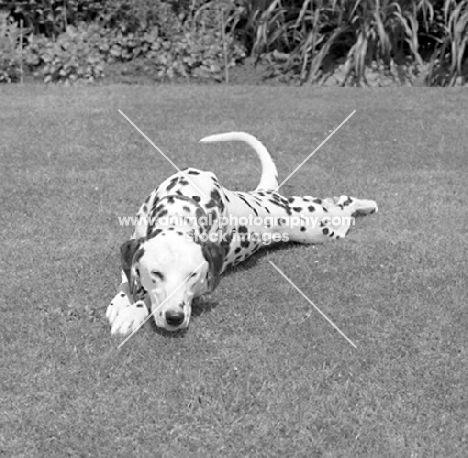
[{"xmin": 1, "ymin": 85, "xmax": 467, "ymax": 457}]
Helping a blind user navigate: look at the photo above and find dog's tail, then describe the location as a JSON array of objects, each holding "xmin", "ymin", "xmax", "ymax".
[{"xmin": 199, "ymin": 132, "xmax": 278, "ymax": 191}]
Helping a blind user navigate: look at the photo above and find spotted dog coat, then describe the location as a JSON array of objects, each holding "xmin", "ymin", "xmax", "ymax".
[{"xmin": 107, "ymin": 132, "xmax": 378, "ymax": 335}]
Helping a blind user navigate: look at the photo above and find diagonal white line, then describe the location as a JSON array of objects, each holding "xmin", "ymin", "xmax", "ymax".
[
  {"xmin": 276, "ymin": 110, "xmax": 356, "ymax": 192},
  {"xmin": 117, "ymin": 261, "xmax": 206, "ymax": 349},
  {"xmin": 268, "ymin": 261, "xmax": 357, "ymax": 348},
  {"xmin": 118, "ymin": 109, "xmax": 207, "ymax": 197}
]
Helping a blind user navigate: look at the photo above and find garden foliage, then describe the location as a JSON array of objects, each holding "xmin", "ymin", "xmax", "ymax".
[{"xmin": 0, "ymin": 0, "xmax": 466, "ymax": 85}]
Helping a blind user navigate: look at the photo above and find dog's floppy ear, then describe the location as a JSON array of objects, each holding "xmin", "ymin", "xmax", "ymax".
[
  {"xmin": 201, "ymin": 241, "xmax": 225, "ymax": 292},
  {"xmin": 120, "ymin": 239, "xmax": 145, "ymax": 298},
  {"xmin": 120, "ymin": 239, "xmax": 142, "ymax": 282}
]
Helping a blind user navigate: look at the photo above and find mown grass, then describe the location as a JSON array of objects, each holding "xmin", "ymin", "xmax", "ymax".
[{"xmin": 1, "ymin": 86, "xmax": 467, "ymax": 457}]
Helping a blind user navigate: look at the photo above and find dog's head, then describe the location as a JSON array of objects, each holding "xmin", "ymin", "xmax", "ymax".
[{"xmin": 120, "ymin": 230, "xmax": 224, "ymax": 331}]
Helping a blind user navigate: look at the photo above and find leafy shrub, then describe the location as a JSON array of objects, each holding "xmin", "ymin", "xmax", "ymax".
[
  {"xmin": 19, "ymin": 16, "xmax": 245, "ymax": 84},
  {"xmin": 8, "ymin": 0, "xmax": 104, "ymax": 37},
  {"xmin": 101, "ymin": 25, "xmax": 245, "ymax": 81},
  {"xmin": 0, "ymin": 11, "xmax": 29, "ymax": 82},
  {"xmin": 2, "ymin": 0, "xmax": 247, "ymax": 85},
  {"xmin": 6, "ymin": 0, "xmax": 183, "ymax": 37},
  {"xmin": 24, "ymin": 23, "xmax": 105, "ymax": 83},
  {"xmin": 142, "ymin": 28, "xmax": 246, "ymax": 81}
]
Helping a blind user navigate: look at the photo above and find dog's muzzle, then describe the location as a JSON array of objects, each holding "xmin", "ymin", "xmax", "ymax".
[{"xmin": 165, "ymin": 309, "xmax": 185, "ymax": 327}]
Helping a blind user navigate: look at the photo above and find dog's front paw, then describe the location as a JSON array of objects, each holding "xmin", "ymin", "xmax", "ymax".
[
  {"xmin": 109, "ymin": 301, "xmax": 149, "ymax": 336},
  {"xmin": 106, "ymin": 288, "xmax": 149, "ymax": 336},
  {"xmin": 106, "ymin": 290, "xmax": 132, "ymax": 327}
]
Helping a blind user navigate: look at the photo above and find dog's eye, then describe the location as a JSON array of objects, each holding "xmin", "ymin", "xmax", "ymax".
[{"xmin": 152, "ymin": 271, "xmax": 164, "ymax": 280}]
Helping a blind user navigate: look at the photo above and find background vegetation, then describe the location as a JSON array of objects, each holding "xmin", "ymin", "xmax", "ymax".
[{"xmin": 0, "ymin": 0, "xmax": 467, "ymax": 85}]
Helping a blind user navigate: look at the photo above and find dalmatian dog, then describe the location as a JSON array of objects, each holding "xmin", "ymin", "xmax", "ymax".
[{"xmin": 107, "ymin": 132, "xmax": 378, "ymax": 336}]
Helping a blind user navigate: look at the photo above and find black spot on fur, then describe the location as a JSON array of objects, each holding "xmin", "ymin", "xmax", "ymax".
[
  {"xmin": 183, "ymin": 206, "xmax": 190, "ymax": 212},
  {"xmin": 192, "ymin": 196, "xmax": 201, "ymax": 203},
  {"xmin": 237, "ymin": 194, "xmax": 259, "ymax": 216},
  {"xmin": 308, "ymin": 206, "xmax": 316, "ymax": 213},
  {"xmin": 292, "ymin": 207, "xmax": 302, "ymax": 213},
  {"xmin": 238, "ymin": 225, "xmax": 248, "ymax": 234},
  {"xmin": 158, "ymin": 209, "xmax": 168, "ymax": 218},
  {"xmin": 267, "ymin": 198, "xmax": 292, "ymax": 215},
  {"xmin": 338, "ymin": 198, "xmax": 353, "ymax": 210},
  {"xmin": 322, "ymin": 207, "xmax": 328, "ymax": 213},
  {"xmin": 168, "ymin": 227, "xmax": 174, "ymax": 231},
  {"xmin": 179, "ymin": 179, "xmax": 190, "ymax": 186},
  {"xmin": 313, "ymin": 198, "xmax": 322, "ymax": 204},
  {"xmin": 322, "ymin": 228, "xmax": 329, "ymax": 235},
  {"xmin": 167, "ymin": 196, "xmax": 176, "ymax": 205},
  {"xmin": 205, "ymin": 199, "xmax": 217, "ymax": 209},
  {"xmin": 278, "ymin": 196, "xmax": 289, "ymax": 207},
  {"xmin": 166, "ymin": 177, "xmax": 179, "ymax": 192},
  {"xmin": 211, "ymin": 188, "xmax": 222, "ymax": 203},
  {"xmin": 150, "ymin": 228, "xmax": 163, "ymax": 238},
  {"xmin": 288, "ymin": 197, "xmax": 295, "ymax": 203},
  {"xmin": 225, "ymin": 195, "xmax": 230, "ymax": 203},
  {"xmin": 188, "ymin": 170, "xmax": 200, "ymax": 175},
  {"xmin": 300, "ymin": 226, "xmax": 306, "ymax": 232},
  {"xmin": 136, "ymin": 302, "xmax": 144, "ymax": 308},
  {"xmin": 234, "ymin": 247, "xmax": 242, "ymax": 254}
]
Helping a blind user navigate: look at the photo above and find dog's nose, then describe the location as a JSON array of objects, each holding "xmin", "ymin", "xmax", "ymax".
[{"xmin": 165, "ymin": 310, "xmax": 185, "ymax": 327}]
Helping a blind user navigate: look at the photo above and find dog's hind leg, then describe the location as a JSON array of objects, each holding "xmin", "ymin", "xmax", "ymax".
[{"xmin": 276, "ymin": 194, "xmax": 377, "ymax": 243}]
